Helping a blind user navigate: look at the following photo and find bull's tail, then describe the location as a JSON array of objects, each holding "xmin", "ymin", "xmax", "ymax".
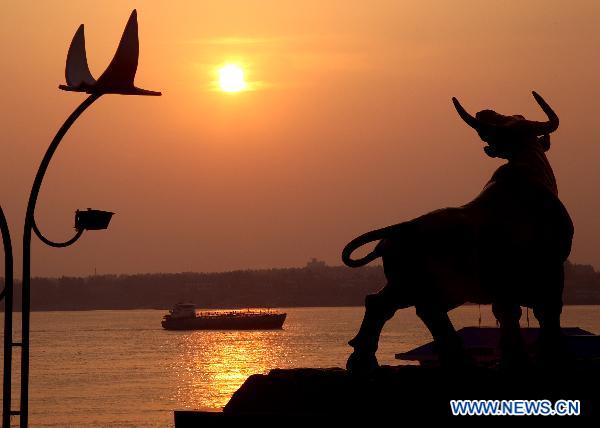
[{"xmin": 341, "ymin": 223, "xmax": 406, "ymax": 268}]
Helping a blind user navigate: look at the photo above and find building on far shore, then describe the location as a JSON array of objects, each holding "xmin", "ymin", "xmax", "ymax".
[{"xmin": 305, "ymin": 258, "xmax": 327, "ymax": 271}]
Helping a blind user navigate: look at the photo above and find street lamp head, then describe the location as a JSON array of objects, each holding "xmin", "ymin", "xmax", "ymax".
[
  {"xmin": 59, "ymin": 10, "xmax": 162, "ymax": 96},
  {"xmin": 75, "ymin": 209, "xmax": 114, "ymax": 231}
]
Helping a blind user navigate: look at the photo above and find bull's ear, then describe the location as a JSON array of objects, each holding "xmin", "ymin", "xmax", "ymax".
[{"xmin": 539, "ymin": 134, "xmax": 551, "ymax": 152}]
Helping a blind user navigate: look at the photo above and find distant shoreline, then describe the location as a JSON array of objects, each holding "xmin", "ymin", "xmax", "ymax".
[
  {"xmin": 2, "ymin": 303, "xmax": 600, "ymax": 313},
  {"xmin": 2, "ymin": 260, "xmax": 600, "ymax": 311}
]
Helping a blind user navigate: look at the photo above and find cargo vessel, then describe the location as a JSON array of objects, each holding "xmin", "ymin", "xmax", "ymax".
[{"xmin": 161, "ymin": 303, "xmax": 286, "ymax": 330}]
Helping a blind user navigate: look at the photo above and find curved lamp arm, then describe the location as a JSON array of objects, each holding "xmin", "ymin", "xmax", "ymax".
[
  {"xmin": 23, "ymin": 93, "xmax": 100, "ymax": 249},
  {"xmin": 20, "ymin": 93, "xmax": 102, "ymax": 427},
  {"xmin": 32, "ymin": 217, "xmax": 83, "ymax": 248},
  {"xmin": 25, "ymin": 93, "xmax": 101, "ymax": 224}
]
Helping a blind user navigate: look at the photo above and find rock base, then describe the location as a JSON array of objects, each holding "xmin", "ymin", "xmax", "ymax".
[{"xmin": 175, "ymin": 363, "xmax": 600, "ymax": 425}]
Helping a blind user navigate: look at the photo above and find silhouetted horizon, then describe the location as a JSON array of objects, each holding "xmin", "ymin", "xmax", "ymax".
[{"xmin": 0, "ymin": 259, "xmax": 598, "ymax": 311}]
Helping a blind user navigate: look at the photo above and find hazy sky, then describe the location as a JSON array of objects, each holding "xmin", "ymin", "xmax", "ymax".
[{"xmin": 1, "ymin": 0, "xmax": 600, "ymax": 277}]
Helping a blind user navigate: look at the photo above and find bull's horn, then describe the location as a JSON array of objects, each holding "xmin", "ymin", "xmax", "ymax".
[
  {"xmin": 452, "ymin": 97, "xmax": 481, "ymax": 129},
  {"xmin": 528, "ymin": 91, "xmax": 559, "ymax": 135},
  {"xmin": 452, "ymin": 97, "xmax": 499, "ymax": 137}
]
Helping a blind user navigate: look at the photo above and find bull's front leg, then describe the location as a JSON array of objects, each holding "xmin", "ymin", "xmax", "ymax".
[
  {"xmin": 347, "ymin": 286, "xmax": 398, "ymax": 376},
  {"xmin": 416, "ymin": 304, "xmax": 472, "ymax": 367}
]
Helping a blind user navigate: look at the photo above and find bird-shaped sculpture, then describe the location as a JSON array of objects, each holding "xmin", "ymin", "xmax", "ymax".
[{"xmin": 59, "ymin": 9, "xmax": 161, "ymax": 96}]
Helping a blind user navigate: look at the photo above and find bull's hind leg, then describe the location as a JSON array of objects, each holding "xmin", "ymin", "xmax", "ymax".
[
  {"xmin": 533, "ymin": 263, "xmax": 567, "ymax": 363},
  {"xmin": 533, "ymin": 302, "xmax": 567, "ymax": 365},
  {"xmin": 492, "ymin": 302, "xmax": 529, "ymax": 369},
  {"xmin": 416, "ymin": 304, "xmax": 471, "ymax": 367},
  {"xmin": 533, "ymin": 303, "xmax": 562, "ymax": 348},
  {"xmin": 347, "ymin": 284, "xmax": 404, "ymax": 375}
]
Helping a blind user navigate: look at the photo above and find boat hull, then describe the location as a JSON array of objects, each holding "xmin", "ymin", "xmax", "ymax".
[{"xmin": 162, "ymin": 313, "xmax": 286, "ymax": 331}]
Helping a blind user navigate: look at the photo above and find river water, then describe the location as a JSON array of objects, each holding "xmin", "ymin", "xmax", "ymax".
[{"xmin": 1, "ymin": 305, "xmax": 599, "ymax": 426}]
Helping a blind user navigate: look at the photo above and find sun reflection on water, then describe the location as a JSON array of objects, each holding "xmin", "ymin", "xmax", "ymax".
[{"xmin": 168, "ymin": 329, "xmax": 290, "ymax": 409}]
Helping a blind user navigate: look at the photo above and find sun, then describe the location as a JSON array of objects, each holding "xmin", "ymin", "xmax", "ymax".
[{"xmin": 217, "ymin": 64, "xmax": 247, "ymax": 93}]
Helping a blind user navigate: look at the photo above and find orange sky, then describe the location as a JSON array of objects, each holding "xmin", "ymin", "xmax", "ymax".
[{"xmin": 1, "ymin": 0, "xmax": 600, "ymax": 277}]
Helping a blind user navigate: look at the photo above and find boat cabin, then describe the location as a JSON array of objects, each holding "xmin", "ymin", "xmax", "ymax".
[{"xmin": 169, "ymin": 303, "xmax": 197, "ymax": 319}]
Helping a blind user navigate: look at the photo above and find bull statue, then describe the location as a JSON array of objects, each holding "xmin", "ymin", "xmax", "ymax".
[{"xmin": 342, "ymin": 92, "xmax": 573, "ymax": 374}]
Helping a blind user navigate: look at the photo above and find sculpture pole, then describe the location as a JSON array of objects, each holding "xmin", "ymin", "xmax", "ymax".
[
  {"xmin": 20, "ymin": 93, "xmax": 101, "ymax": 427},
  {"xmin": 14, "ymin": 8, "xmax": 160, "ymax": 425},
  {"xmin": 1, "ymin": 207, "xmax": 13, "ymax": 428}
]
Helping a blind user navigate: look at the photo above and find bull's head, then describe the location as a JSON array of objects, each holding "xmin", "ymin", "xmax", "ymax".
[{"xmin": 452, "ymin": 91, "xmax": 559, "ymax": 159}]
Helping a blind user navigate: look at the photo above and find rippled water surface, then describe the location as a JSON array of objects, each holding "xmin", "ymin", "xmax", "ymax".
[{"xmin": 1, "ymin": 306, "xmax": 599, "ymax": 426}]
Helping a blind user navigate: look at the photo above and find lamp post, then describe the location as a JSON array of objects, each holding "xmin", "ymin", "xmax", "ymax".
[{"xmin": 11, "ymin": 10, "xmax": 161, "ymax": 427}]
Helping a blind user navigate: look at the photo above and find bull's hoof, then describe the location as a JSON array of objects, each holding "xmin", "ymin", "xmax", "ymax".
[
  {"xmin": 346, "ymin": 351, "xmax": 379, "ymax": 377},
  {"xmin": 435, "ymin": 338, "xmax": 475, "ymax": 369},
  {"xmin": 535, "ymin": 334, "xmax": 573, "ymax": 367},
  {"xmin": 498, "ymin": 349, "xmax": 531, "ymax": 371},
  {"xmin": 439, "ymin": 351, "xmax": 476, "ymax": 370}
]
